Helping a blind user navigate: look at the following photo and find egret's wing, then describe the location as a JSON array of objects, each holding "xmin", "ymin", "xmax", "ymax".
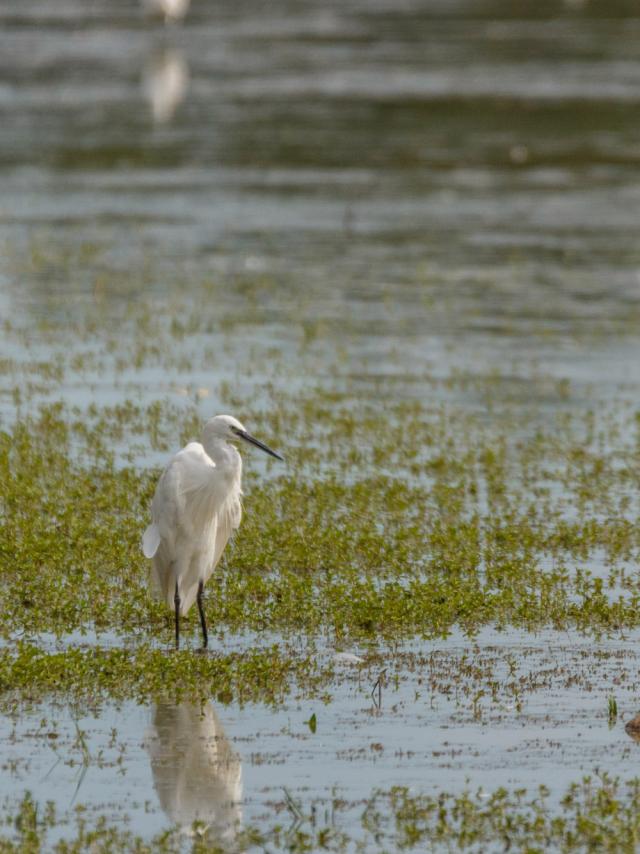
[
  {"xmin": 150, "ymin": 442, "xmax": 217, "ymax": 545},
  {"xmin": 175, "ymin": 453, "xmax": 242, "ymax": 609},
  {"xmin": 144, "ymin": 442, "xmax": 221, "ymax": 611},
  {"xmin": 169, "ymin": 441, "xmax": 217, "ymax": 495},
  {"xmin": 208, "ymin": 487, "xmax": 242, "ymax": 578},
  {"xmin": 144, "ymin": 441, "xmax": 244, "ymax": 612}
]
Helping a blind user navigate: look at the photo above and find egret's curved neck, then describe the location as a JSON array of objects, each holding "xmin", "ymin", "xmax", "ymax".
[
  {"xmin": 202, "ymin": 434, "xmax": 227, "ymax": 463},
  {"xmin": 202, "ymin": 435, "xmax": 240, "ymax": 475}
]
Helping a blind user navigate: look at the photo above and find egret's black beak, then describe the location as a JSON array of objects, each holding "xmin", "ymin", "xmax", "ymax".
[{"xmin": 233, "ymin": 428, "xmax": 284, "ymax": 461}]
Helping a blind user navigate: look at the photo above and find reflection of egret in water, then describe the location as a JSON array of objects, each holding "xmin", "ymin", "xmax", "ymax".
[
  {"xmin": 143, "ymin": 48, "xmax": 189, "ymax": 124},
  {"xmin": 142, "ymin": 0, "xmax": 191, "ymax": 24},
  {"xmin": 146, "ymin": 703, "xmax": 242, "ymax": 844}
]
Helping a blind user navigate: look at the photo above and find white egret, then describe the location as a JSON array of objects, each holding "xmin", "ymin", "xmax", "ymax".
[{"xmin": 142, "ymin": 414, "xmax": 283, "ymax": 649}]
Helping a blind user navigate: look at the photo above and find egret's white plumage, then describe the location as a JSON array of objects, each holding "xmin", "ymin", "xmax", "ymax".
[{"xmin": 143, "ymin": 414, "xmax": 282, "ymax": 647}]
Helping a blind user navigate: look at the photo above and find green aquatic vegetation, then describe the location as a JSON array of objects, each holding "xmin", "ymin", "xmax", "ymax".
[
  {"xmin": 3, "ymin": 774, "xmax": 640, "ymax": 852},
  {"xmin": 361, "ymin": 774, "xmax": 640, "ymax": 852},
  {"xmin": 0, "ymin": 642, "xmax": 328, "ymax": 710},
  {"xmin": 3, "ymin": 395, "xmax": 640, "ymax": 655}
]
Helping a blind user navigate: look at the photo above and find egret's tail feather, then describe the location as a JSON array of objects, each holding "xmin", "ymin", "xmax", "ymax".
[{"xmin": 143, "ymin": 524, "xmax": 161, "ymax": 558}]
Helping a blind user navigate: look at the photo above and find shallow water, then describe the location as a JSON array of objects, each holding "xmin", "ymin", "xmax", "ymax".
[{"xmin": 3, "ymin": 630, "xmax": 640, "ymax": 845}]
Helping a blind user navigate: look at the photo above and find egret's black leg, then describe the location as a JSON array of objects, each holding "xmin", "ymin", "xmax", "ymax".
[
  {"xmin": 197, "ymin": 580, "xmax": 208, "ymax": 649},
  {"xmin": 174, "ymin": 580, "xmax": 181, "ymax": 650}
]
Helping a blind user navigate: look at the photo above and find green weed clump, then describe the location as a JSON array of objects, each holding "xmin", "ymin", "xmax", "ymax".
[{"xmin": 0, "ymin": 642, "xmax": 329, "ymax": 709}]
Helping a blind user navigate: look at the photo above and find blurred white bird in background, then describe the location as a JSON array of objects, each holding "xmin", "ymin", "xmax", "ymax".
[
  {"xmin": 143, "ymin": 47, "xmax": 189, "ymax": 124},
  {"xmin": 143, "ymin": 0, "xmax": 191, "ymax": 24},
  {"xmin": 143, "ymin": 414, "xmax": 283, "ymax": 649},
  {"xmin": 146, "ymin": 702, "xmax": 242, "ymax": 842}
]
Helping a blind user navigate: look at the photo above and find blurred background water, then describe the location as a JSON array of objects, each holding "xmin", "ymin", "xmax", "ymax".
[{"xmin": 1, "ymin": 0, "xmax": 639, "ymax": 401}]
